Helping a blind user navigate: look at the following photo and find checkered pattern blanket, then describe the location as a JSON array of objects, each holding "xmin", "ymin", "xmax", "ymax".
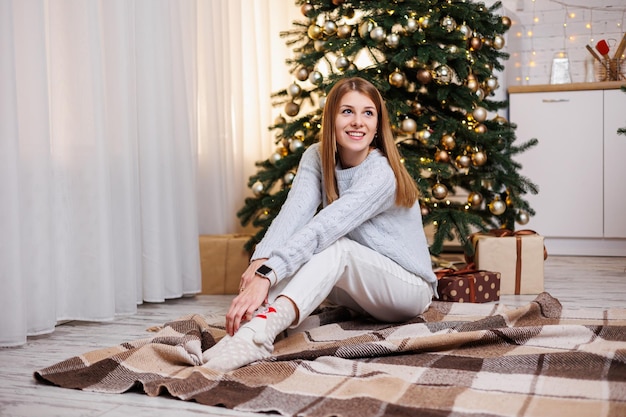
[{"xmin": 35, "ymin": 293, "xmax": 626, "ymax": 416}]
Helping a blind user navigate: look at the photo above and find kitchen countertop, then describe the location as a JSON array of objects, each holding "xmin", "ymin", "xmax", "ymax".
[{"xmin": 508, "ymin": 80, "xmax": 625, "ymax": 94}]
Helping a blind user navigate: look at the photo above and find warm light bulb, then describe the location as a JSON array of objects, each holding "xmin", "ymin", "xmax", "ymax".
[
  {"xmin": 534, "ymin": 16, "xmax": 539, "ymax": 23},
  {"xmin": 586, "ymin": 23, "xmax": 591, "ymax": 29},
  {"xmin": 569, "ymin": 12, "xmax": 576, "ymax": 18},
  {"xmin": 527, "ymin": 30, "xmax": 533, "ymax": 37}
]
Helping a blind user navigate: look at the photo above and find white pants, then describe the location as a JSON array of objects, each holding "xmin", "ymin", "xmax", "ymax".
[{"xmin": 268, "ymin": 237, "xmax": 433, "ymax": 327}]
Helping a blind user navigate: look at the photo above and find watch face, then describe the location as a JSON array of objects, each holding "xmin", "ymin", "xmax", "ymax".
[{"xmin": 256, "ymin": 265, "xmax": 273, "ymax": 276}]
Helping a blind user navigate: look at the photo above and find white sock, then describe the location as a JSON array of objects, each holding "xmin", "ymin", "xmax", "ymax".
[{"xmin": 202, "ymin": 297, "xmax": 296, "ymax": 372}]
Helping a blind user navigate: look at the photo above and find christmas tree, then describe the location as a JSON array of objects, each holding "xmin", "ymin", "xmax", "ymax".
[{"xmin": 237, "ymin": 0, "xmax": 538, "ymax": 255}]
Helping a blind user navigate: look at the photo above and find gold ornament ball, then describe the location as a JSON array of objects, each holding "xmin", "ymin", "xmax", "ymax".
[
  {"xmin": 337, "ymin": 24, "xmax": 352, "ymax": 38},
  {"xmin": 419, "ymin": 16, "xmax": 430, "ymax": 28},
  {"xmin": 252, "ymin": 181, "xmax": 264, "ymax": 196},
  {"xmin": 517, "ymin": 210, "xmax": 530, "ymax": 225},
  {"xmin": 420, "ymin": 205, "xmax": 430, "ymax": 216},
  {"xmin": 284, "ymin": 101, "xmax": 300, "ymax": 117},
  {"xmin": 411, "ymin": 101, "xmax": 424, "ymax": 115},
  {"xmin": 493, "ymin": 114, "xmax": 508, "ymax": 125},
  {"xmin": 416, "ymin": 68, "xmax": 433, "ymax": 84},
  {"xmin": 466, "ymin": 74, "xmax": 479, "ymax": 92},
  {"xmin": 459, "ymin": 24, "xmax": 471, "ymax": 39},
  {"xmin": 435, "ymin": 149, "xmax": 450, "ymax": 163},
  {"xmin": 456, "ymin": 154, "xmax": 471, "ymax": 168},
  {"xmin": 469, "ymin": 36, "xmax": 482, "ymax": 51},
  {"xmin": 274, "ymin": 115, "xmax": 286, "ymax": 125},
  {"xmin": 307, "ymin": 24, "xmax": 323, "ymax": 40},
  {"xmin": 432, "ymin": 183, "xmax": 448, "ymax": 200},
  {"xmin": 323, "ymin": 20, "xmax": 337, "ymax": 36},
  {"xmin": 472, "ymin": 150, "xmax": 487, "ymax": 166},
  {"xmin": 332, "ymin": 0, "xmax": 345, "ymax": 5},
  {"xmin": 472, "ymin": 106, "xmax": 488, "ymax": 122},
  {"xmin": 489, "ymin": 198, "xmax": 507, "ymax": 215},
  {"xmin": 389, "ymin": 70, "xmax": 406, "ymax": 87},
  {"xmin": 441, "ymin": 134, "xmax": 456, "ymax": 150},
  {"xmin": 502, "ymin": 16, "xmax": 512, "ymax": 28},
  {"xmin": 300, "ymin": 3, "xmax": 314, "ymax": 17},
  {"xmin": 401, "ymin": 117, "xmax": 417, "ymax": 133},
  {"xmin": 474, "ymin": 123, "xmax": 487, "ymax": 134},
  {"xmin": 475, "ymin": 88, "xmax": 485, "ymax": 101},
  {"xmin": 295, "ymin": 66, "xmax": 309, "ymax": 82},
  {"xmin": 468, "ymin": 191, "xmax": 483, "ymax": 207},
  {"xmin": 493, "ymin": 35, "xmax": 505, "ymax": 50}
]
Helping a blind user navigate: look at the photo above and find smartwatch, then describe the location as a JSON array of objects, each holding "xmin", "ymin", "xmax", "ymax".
[{"xmin": 255, "ymin": 264, "xmax": 274, "ymax": 284}]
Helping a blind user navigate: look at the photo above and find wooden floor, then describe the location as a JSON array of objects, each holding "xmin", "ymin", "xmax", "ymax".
[{"xmin": 1, "ymin": 255, "xmax": 624, "ymax": 417}]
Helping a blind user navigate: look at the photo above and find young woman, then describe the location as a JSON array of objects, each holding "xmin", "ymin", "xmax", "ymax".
[{"xmin": 203, "ymin": 77, "xmax": 437, "ymax": 371}]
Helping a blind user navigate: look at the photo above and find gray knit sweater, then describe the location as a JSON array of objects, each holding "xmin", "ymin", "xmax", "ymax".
[{"xmin": 252, "ymin": 142, "xmax": 437, "ymax": 294}]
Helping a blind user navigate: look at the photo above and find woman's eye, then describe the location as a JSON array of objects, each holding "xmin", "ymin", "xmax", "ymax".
[
  {"xmin": 342, "ymin": 108, "xmax": 353, "ymax": 114},
  {"xmin": 365, "ymin": 110, "xmax": 374, "ymax": 116}
]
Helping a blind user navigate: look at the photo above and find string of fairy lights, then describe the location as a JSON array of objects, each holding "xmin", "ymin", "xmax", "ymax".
[{"xmin": 511, "ymin": 0, "xmax": 626, "ymax": 83}]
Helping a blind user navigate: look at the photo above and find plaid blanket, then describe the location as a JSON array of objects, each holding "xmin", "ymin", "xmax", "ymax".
[{"xmin": 35, "ymin": 293, "xmax": 626, "ymax": 417}]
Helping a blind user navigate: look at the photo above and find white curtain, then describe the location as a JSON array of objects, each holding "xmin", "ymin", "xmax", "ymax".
[
  {"xmin": 0, "ymin": 0, "xmax": 203, "ymax": 347},
  {"xmin": 195, "ymin": 0, "xmax": 299, "ymax": 233},
  {"xmin": 0, "ymin": 0, "xmax": 300, "ymax": 347},
  {"xmin": 0, "ymin": 0, "xmax": 302, "ymax": 346}
]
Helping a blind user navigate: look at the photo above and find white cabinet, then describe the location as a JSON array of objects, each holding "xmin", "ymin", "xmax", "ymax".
[{"xmin": 509, "ymin": 84, "xmax": 626, "ymax": 256}]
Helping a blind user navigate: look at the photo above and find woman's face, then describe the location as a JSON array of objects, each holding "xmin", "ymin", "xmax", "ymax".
[{"xmin": 333, "ymin": 90, "xmax": 378, "ymax": 168}]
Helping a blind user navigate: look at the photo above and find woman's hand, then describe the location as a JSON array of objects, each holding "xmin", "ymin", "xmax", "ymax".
[{"xmin": 225, "ymin": 259, "xmax": 271, "ymax": 336}]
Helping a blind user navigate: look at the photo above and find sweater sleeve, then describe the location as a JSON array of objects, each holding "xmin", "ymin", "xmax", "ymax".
[
  {"xmin": 262, "ymin": 152, "xmax": 397, "ymax": 285},
  {"xmin": 251, "ymin": 144, "xmax": 323, "ymax": 262}
]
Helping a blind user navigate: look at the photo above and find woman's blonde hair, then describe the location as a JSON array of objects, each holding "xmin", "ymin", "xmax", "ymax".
[{"xmin": 320, "ymin": 77, "xmax": 419, "ymax": 207}]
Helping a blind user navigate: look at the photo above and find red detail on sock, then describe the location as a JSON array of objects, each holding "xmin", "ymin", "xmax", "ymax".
[
  {"xmin": 267, "ymin": 307, "xmax": 276, "ymax": 313},
  {"xmin": 257, "ymin": 314, "xmax": 267, "ymax": 319}
]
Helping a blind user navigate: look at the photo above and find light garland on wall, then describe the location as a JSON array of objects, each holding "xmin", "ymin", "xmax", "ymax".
[{"xmin": 511, "ymin": 0, "xmax": 626, "ymax": 84}]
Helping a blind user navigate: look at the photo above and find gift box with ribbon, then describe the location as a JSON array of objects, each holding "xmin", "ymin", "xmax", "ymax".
[
  {"xmin": 435, "ymin": 267, "xmax": 501, "ymax": 303},
  {"xmin": 466, "ymin": 229, "xmax": 547, "ymax": 295}
]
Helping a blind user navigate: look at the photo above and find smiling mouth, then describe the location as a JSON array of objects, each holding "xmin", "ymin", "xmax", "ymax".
[{"xmin": 346, "ymin": 131, "xmax": 365, "ymax": 138}]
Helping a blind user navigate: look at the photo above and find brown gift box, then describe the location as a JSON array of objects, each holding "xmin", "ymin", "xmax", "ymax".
[
  {"xmin": 199, "ymin": 234, "xmax": 252, "ymax": 295},
  {"xmin": 436, "ymin": 269, "xmax": 501, "ymax": 303},
  {"xmin": 468, "ymin": 229, "xmax": 547, "ymax": 295}
]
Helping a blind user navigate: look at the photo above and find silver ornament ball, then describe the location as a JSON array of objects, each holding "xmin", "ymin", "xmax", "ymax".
[
  {"xmin": 289, "ymin": 138, "xmax": 304, "ymax": 153},
  {"xmin": 517, "ymin": 210, "xmax": 530, "ymax": 225},
  {"xmin": 252, "ymin": 181, "xmax": 264, "ymax": 196}
]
